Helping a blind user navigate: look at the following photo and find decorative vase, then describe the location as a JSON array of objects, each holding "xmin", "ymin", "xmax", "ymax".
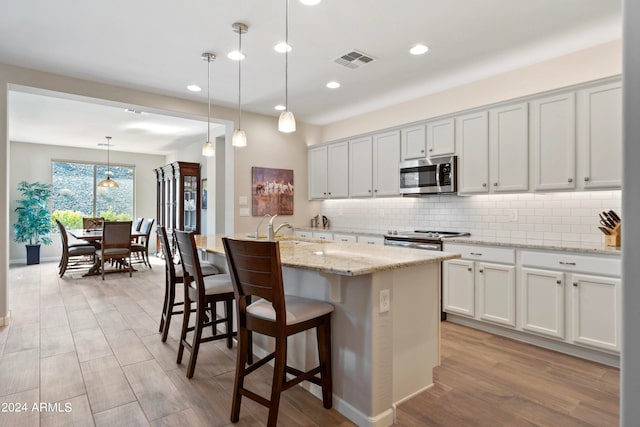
[{"xmin": 26, "ymin": 244, "xmax": 40, "ymax": 265}]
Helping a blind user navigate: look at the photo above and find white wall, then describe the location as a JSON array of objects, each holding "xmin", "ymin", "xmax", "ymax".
[
  {"xmin": 319, "ymin": 191, "xmax": 621, "ymax": 248},
  {"xmin": 8, "ymin": 141, "xmax": 164, "ymax": 262}
]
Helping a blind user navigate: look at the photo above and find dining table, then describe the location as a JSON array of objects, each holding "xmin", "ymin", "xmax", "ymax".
[{"xmin": 68, "ymin": 228, "xmax": 146, "ymax": 276}]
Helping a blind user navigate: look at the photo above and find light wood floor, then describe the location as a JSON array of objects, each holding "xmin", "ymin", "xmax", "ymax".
[{"xmin": 1, "ymin": 258, "xmax": 619, "ymax": 426}]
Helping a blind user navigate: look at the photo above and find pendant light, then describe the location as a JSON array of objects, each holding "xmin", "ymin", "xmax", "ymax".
[
  {"xmin": 97, "ymin": 136, "xmax": 119, "ymax": 188},
  {"xmin": 201, "ymin": 52, "xmax": 216, "ymax": 157},
  {"xmin": 231, "ymin": 22, "xmax": 248, "ymax": 147},
  {"xmin": 278, "ymin": 0, "xmax": 296, "ymax": 133}
]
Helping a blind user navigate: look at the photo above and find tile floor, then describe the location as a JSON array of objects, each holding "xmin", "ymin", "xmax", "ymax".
[{"xmin": 0, "ymin": 258, "xmax": 352, "ymax": 427}]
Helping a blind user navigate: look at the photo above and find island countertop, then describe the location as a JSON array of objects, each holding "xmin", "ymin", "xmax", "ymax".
[{"xmin": 195, "ymin": 234, "xmax": 460, "ymax": 276}]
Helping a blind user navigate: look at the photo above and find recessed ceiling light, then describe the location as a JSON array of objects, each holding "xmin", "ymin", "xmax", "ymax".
[
  {"xmin": 187, "ymin": 84, "xmax": 202, "ymax": 92},
  {"xmin": 274, "ymin": 42, "xmax": 292, "ymax": 53},
  {"xmin": 227, "ymin": 50, "xmax": 245, "ymax": 60},
  {"xmin": 409, "ymin": 44, "xmax": 429, "ymax": 55},
  {"xmin": 326, "ymin": 81, "xmax": 340, "ymax": 89},
  {"xmin": 300, "ymin": 0, "xmax": 321, "ymax": 5},
  {"xmin": 275, "ymin": 105, "xmax": 286, "ymax": 111}
]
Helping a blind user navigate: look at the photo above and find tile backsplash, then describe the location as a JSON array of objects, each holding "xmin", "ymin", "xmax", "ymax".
[{"xmin": 318, "ymin": 191, "xmax": 622, "ymax": 248}]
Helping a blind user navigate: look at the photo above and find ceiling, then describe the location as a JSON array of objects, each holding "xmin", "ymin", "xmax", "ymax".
[{"xmin": 1, "ymin": 0, "xmax": 621, "ymax": 154}]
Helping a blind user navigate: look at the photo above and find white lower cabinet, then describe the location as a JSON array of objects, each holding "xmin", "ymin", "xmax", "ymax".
[
  {"xmin": 570, "ymin": 273, "xmax": 620, "ymax": 352},
  {"xmin": 477, "ymin": 263, "xmax": 516, "ymax": 327},
  {"xmin": 443, "ymin": 259, "xmax": 475, "ymax": 317},
  {"xmin": 520, "ymin": 267, "xmax": 565, "ymax": 339},
  {"xmin": 293, "ymin": 230, "xmax": 312, "ymax": 239},
  {"xmin": 443, "ymin": 243, "xmax": 516, "ymax": 325}
]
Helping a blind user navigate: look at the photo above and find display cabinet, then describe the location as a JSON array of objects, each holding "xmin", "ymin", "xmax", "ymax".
[{"xmin": 154, "ymin": 161, "xmax": 201, "ymax": 252}]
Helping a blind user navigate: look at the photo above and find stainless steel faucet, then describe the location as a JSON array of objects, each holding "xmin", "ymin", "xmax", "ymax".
[
  {"xmin": 267, "ymin": 214, "xmax": 293, "ymax": 240},
  {"xmin": 256, "ymin": 213, "xmax": 271, "ymax": 239}
]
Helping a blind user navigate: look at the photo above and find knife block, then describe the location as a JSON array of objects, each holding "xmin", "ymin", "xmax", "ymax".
[{"xmin": 604, "ymin": 224, "xmax": 621, "ymax": 247}]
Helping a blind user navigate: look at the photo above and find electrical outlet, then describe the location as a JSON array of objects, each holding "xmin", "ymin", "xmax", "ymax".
[
  {"xmin": 508, "ymin": 208, "xmax": 518, "ymax": 222},
  {"xmin": 379, "ymin": 289, "xmax": 390, "ymax": 313}
]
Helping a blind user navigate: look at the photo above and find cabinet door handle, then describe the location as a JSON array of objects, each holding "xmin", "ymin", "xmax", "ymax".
[
  {"xmin": 341, "ymin": 239, "xmax": 348, "ymax": 242},
  {"xmin": 556, "ymin": 280, "xmax": 562, "ymax": 285},
  {"xmin": 467, "ymin": 267, "xmax": 472, "ymax": 272},
  {"xmin": 429, "ymin": 148, "xmax": 433, "ymax": 152},
  {"xmin": 421, "ymin": 149, "xmax": 425, "ymax": 153},
  {"xmin": 482, "ymin": 183, "xmax": 487, "ymax": 188},
  {"xmin": 573, "ymin": 282, "xmax": 578, "ymax": 287},
  {"xmin": 374, "ymin": 189, "xmax": 378, "ymax": 193},
  {"xmin": 584, "ymin": 177, "xmax": 590, "ymax": 182},
  {"xmin": 470, "ymin": 252, "xmax": 482, "ymax": 256},
  {"xmin": 479, "ymin": 269, "xmax": 484, "ymax": 273},
  {"xmin": 559, "ymin": 261, "xmax": 576, "ymax": 266},
  {"xmin": 368, "ymin": 189, "xmax": 372, "ymax": 193},
  {"xmin": 493, "ymin": 183, "xmax": 498, "ymax": 187},
  {"xmin": 568, "ymin": 178, "xmax": 573, "ymax": 183},
  {"xmin": 367, "ymin": 241, "xmax": 375, "ymax": 244}
]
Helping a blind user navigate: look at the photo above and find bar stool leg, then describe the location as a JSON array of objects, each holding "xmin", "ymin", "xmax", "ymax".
[
  {"xmin": 317, "ymin": 317, "xmax": 333, "ymax": 408},
  {"xmin": 267, "ymin": 335, "xmax": 287, "ymax": 427},
  {"xmin": 230, "ymin": 327, "xmax": 250, "ymax": 423}
]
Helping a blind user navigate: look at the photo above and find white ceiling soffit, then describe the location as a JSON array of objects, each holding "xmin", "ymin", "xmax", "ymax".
[
  {"xmin": 8, "ymin": 90, "xmax": 225, "ymax": 155},
  {"xmin": 0, "ymin": 0, "xmax": 621, "ymax": 128}
]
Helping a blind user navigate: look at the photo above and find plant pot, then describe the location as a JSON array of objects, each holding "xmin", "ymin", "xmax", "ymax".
[{"xmin": 26, "ymin": 244, "xmax": 41, "ymax": 265}]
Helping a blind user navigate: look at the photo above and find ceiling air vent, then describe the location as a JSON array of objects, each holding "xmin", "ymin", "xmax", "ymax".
[{"xmin": 334, "ymin": 50, "xmax": 375, "ymax": 69}]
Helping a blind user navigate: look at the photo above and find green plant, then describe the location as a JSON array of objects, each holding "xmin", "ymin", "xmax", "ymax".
[
  {"xmin": 51, "ymin": 209, "xmax": 85, "ymax": 230},
  {"xmin": 13, "ymin": 181, "xmax": 53, "ymax": 245}
]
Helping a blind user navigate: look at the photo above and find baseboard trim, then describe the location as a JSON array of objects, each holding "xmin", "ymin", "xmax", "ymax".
[{"xmin": 0, "ymin": 311, "xmax": 11, "ymax": 326}]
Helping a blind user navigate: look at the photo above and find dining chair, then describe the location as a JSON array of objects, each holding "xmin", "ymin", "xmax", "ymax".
[
  {"xmin": 131, "ymin": 218, "xmax": 154, "ymax": 268},
  {"xmin": 56, "ymin": 219, "xmax": 97, "ymax": 277},
  {"xmin": 157, "ymin": 226, "xmax": 220, "ymax": 342},
  {"xmin": 222, "ymin": 237, "xmax": 334, "ymax": 427},
  {"xmin": 174, "ymin": 230, "xmax": 236, "ymax": 378},
  {"xmin": 99, "ymin": 221, "xmax": 133, "ymax": 280}
]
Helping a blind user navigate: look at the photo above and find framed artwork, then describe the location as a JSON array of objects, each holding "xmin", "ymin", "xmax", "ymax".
[
  {"xmin": 201, "ymin": 178, "xmax": 208, "ymax": 210},
  {"xmin": 251, "ymin": 167, "xmax": 294, "ymax": 216}
]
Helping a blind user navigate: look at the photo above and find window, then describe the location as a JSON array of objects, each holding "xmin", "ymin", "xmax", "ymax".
[{"xmin": 52, "ymin": 161, "xmax": 135, "ymax": 229}]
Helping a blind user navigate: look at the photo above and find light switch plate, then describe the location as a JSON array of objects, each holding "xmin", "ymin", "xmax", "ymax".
[
  {"xmin": 239, "ymin": 207, "xmax": 250, "ymax": 217},
  {"xmin": 239, "ymin": 196, "xmax": 248, "ymax": 206}
]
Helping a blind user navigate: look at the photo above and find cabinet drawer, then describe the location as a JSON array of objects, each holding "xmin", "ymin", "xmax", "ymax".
[
  {"xmin": 293, "ymin": 230, "xmax": 312, "ymax": 239},
  {"xmin": 357, "ymin": 235, "xmax": 385, "ymax": 245},
  {"xmin": 520, "ymin": 251, "xmax": 620, "ymax": 276},
  {"xmin": 312, "ymin": 231, "xmax": 333, "ymax": 241},
  {"xmin": 444, "ymin": 243, "xmax": 515, "ymax": 264},
  {"xmin": 333, "ymin": 233, "xmax": 357, "ymax": 243}
]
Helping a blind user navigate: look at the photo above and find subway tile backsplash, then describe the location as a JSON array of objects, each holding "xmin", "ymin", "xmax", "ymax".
[{"xmin": 318, "ymin": 191, "xmax": 622, "ymax": 248}]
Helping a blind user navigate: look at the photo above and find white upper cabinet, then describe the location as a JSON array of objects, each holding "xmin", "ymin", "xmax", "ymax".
[
  {"xmin": 349, "ymin": 136, "xmax": 374, "ymax": 197},
  {"xmin": 327, "ymin": 142, "xmax": 349, "ymax": 198},
  {"xmin": 373, "ymin": 130, "xmax": 401, "ymax": 196},
  {"xmin": 308, "ymin": 146, "xmax": 328, "ymax": 199},
  {"xmin": 350, "ymin": 131, "xmax": 400, "ymax": 197},
  {"xmin": 578, "ymin": 82, "xmax": 622, "ymax": 189},
  {"xmin": 308, "ymin": 142, "xmax": 349, "ymax": 200},
  {"xmin": 531, "ymin": 92, "xmax": 576, "ymax": 191},
  {"xmin": 457, "ymin": 111, "xmax": 489, "ymax": 194},
  {"xmin": 401, "ymin": 125, "xmax": 426, "ymax": 160},
  {"xmin": 489, "ymin": 102, "xmax": 529, "ymax": 192},
  {"xmin": 426, "ymin": 118, "xmax": 455, "ymax": 157}
]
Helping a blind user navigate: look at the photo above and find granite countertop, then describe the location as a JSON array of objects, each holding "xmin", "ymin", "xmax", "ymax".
[
  {"xmin": 195, "ymin": 234, "xmax": 460, "ymax": 276},
  {"xmin": 444, "ymin": 236, "xmax": 622, "ymax": 256}
]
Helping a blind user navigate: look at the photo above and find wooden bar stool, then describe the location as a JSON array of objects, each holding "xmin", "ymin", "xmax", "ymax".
[
  {"xmin": 157, "ymin": 226, "xmax": 220, "ymax": 342},
  {"xmin": 222, "ymin": 237, "xmax": 333, "ymax": 427},
  {"xmin": 174, "ymin": 230, "xmax": 236, "ymax": 378}
]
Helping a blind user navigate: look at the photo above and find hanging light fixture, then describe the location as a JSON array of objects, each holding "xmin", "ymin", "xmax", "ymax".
[
  {"xmin": 201, "ymin": 52, "xmax": 216, "ymax": 157},
  {"xmin": 278, "ymin": 0, "xmax": 296, "ymax": 133},
  {"xmin": 97, "ymin": 136, "xmax": 119, "ymax": 188},
  {"xmin": 231, "ymin": 22, "xmax": 248, "ymax": 147}
]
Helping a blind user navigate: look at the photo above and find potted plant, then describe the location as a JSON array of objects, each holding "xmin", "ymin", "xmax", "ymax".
[{"xmin": 13, "ymin": 181, "xmax": 53, "ymax": 265}]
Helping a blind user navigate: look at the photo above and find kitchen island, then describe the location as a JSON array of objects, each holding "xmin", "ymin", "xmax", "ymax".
[{"xmin": 195, "ymin": 234, "xmax": 460, "ymax": 427}]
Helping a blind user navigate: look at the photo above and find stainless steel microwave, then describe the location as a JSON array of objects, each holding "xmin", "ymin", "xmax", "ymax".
[{"xmin": 399, "ymin": 156, "xmax": 457, "ymax": 195}]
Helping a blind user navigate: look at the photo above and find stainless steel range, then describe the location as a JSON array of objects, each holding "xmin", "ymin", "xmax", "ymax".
[{"xmin": 384, "ymin": 230, "xmax": 470, "ymax": 251}]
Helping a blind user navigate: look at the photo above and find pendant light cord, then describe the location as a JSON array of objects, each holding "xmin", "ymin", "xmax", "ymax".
[
  {"xmin": 285, "ymin": 0, "xmax": 289, "ymax": 110},
  {"xmin": 106, "ymin": 136, "xmax": 111, "ymax": 177},
  {"xmin": 238, "ymin": 29, "xmax": 242, "ymax": 129},
  {"xmin": 207, "ymin": 55, "xmax": 211, "ymax": 143}
]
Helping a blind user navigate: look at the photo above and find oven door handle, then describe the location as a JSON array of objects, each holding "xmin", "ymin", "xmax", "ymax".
[
  {"xmin": 435, "ymin": 163, "xmax": 441, "ymax": 188},
  {"xmin": 385, "ymin": 240, "xmax": 441, "ymax": 251}
]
